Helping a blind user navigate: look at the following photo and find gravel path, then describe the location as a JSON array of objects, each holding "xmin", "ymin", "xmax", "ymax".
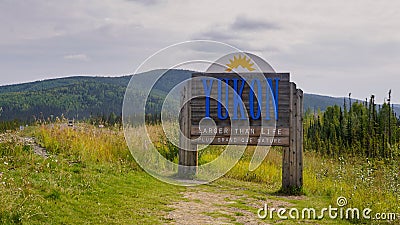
[
  {"xmin": 166, "ymin": 185, "xmax": 296, "ymax": 225},
  {"xmin": 0, "ymin": 133, "xmax": 49, "ymax": 158},
  {"xmin": 167, "ymin": 190, "xmax": 261, "ymax": 224},
  {"xmin": 21, "ymin": 136, "xmax": 49, "ymax": 158}
]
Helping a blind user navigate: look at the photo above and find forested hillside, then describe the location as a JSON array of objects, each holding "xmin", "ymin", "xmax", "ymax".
[
  {"xmin": 0, "ymin": 70, "xmax": 192, "ymax": 124},
  {"xmin": 0, "ymin": 78, "xmax": 127, "ymax": 121}
]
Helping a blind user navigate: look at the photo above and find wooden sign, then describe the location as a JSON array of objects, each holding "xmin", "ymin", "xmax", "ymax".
[
  {"xmin": 178, "ymin": 72, "xmax": 304, "ymax": 191},
  {"xmin": 190, "ymin": 72, "xmax": 290, "ymax": 146}
]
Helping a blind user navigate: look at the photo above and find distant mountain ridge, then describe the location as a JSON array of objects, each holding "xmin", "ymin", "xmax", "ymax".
[{"xmin": 0, "ymin": 70, "xmax": 399, "ymax": 121}]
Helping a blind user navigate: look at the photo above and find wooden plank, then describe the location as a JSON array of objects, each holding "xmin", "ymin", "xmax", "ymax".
[
  {"xmin": 191, "ymin": 72, "xmax": 290, "ymax": 81},
  {"xmin": 192, "ymin": 136, "xmax": 290, "ymax": 146},
  {"xmin": 190, "ymin": 98, "xmax": 290, "ymax": 106},
  {"xmin": 283, "ymin": 82, "xmax": 295, "ymax": 189},
  {"xmin": 190, "ymin": 98, "xmax": 290, "ymax": 107},
  {"xmin": 191, "ymin": 88, "xmax": 292, "ymax": 96},
  {"xmin": 290, "ymin": 85, "xmax": 298, "ymax": 188},
  {"xmin": 190, "ymin": 111, "xmax": 291, "ymax": 119},
  {"xmin": 190, "ymin": 121, "xmax": 291, "ymax": 129},
  {"xmin": 282, "ymin": 147, "xmax": 290, "ymax": 188},
  {"xmin": 191, "ymin": 122, "xmax": 291, "ymax": 130},
  {"xmin": 178, "ymin": 80, "xmax": 197, "ymax": 177},
  {"xmin": 191, "ymin": 81, "xmax": 291, "ymax": 89},
  {"xmin": 189, "ymin": 96, "xmax": 291, "ymax": 103},
  {"xmin": 190, "ymin": 126, "xmax": 289, "ymax": 137},
  {"xmin": 190, "ymin": 105, "xmax": 290, "ymax": 110},
  {"xmin": 190, "ymin": 109, "xmax": 290, "ymax": 117},
  {"xmin": 192, "ymin": 121, "xmax": 289, "ymax": 128},
  {"xmin": 280, "ymin": 78, "xmax": 295, "ymax": 188},
  {"xmin": 178, "ymin": 85, "xmax": 187, "ymax": 169},
  {"xmin": 296, "ymin": 89, "xmax": 304, "ymax": 187}
]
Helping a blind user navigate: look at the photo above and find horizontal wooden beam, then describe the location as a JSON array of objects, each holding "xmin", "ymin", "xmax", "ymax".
[
  {"xmin": 192, "ymin": 136, "xmax": 289, "ymax": 146},
  {"xmin": 191, "ymin": 126, "xmax": 289, "ymax": 137}
]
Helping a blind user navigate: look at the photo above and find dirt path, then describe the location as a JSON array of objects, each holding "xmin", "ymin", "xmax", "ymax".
[
  {"xmin": 0, "ymin": 133, "xmax": 49, "ymax": 158},
  {"xmin": 20, "ymin": 136, "xmax": 49, "ymax": 158},
  {"xmin": 167, "ymin": 189, "xmax": 261, "ymax": 224},
  {"xmin": 166, "ymin": 182, "xmax": 300, "ymax": 225}
]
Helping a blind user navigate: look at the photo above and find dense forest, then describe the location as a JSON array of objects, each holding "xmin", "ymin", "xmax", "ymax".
[
  {"xmin": 0, "ymin": 76, "xmax": 130, "ymax": 122},
  {"xmin": 304, "ymin": 93, "xmax": 400, "ymax": 158}
]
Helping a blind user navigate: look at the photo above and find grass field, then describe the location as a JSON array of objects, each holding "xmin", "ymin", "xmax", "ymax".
[
  {"xmin": 0, "ymin": 130, "xmax": 185, "ymax": 224},
  {"xmin": 0, "ymin": 123, "xmax": 399, "ymax": 224}
]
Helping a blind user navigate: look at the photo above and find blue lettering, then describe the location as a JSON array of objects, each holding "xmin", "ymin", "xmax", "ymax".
[
  {"xmin": 232, "ymin": 78, "xmax": 246, "ymax": 120},
  {"xmin": 217, "ymin": 78, "xmax": 229, "ymax": 120},
  {"xmin": 201, "ymin": 76, "xmax": 280, "ymax": 121},
  {"xmin": 201, "ymin": 78, "xmax": 213, "ymax": 118},
  {"xmin": 266, "ymin": 78, "xmax": 279, "ymax": 120},
  {"xmin": 249, "ymin": 79, "xmax": 262, "ymax": 119}
]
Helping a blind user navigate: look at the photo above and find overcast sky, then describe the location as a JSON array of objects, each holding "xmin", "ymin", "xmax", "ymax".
[{"xmin": 1, "ymin": 0, "xmax": 399, "ymax": 103}]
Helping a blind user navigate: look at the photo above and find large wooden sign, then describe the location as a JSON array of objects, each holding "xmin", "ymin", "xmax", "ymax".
[
  {"xmin": 178, "ymin": 72, "xmax": 304, "ymax": 190},
  {"xmin": 190, "ymin": 72, "xmax": 290, "ymax": 146}
]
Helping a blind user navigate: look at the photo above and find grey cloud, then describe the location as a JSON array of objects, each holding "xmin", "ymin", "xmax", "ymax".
[
  {"xmin": 125, "ymin": 0, "xmax": 162, "ymax": 6},
  {"xmin": 192, "ymin": 16, "xmax": 282, "ymax": 52},
  {"xmin": 269, "ymin": 37, "xmax": 400, "ymax": 102},
  {"xmin": 1, "ymin": 0, "xmax": 400, "ymax": 103},
  {"xmin": 193, "ymin": 29, "xmax": 236, "ymax": 42},
  {"xmin": 0, "ymin": 21, "xmax": 178, "ymax": 85},
  {"xmin": 279, "ymin": 38, "xmax": 400, "ymax": 71},
  {"xmin": 191, "ymin": 27, "xmax": 280, "ymax": 53},
  {"xmin": 63, "ymin": 54, "xmax": 90, "ymax": 61},
  {"xmin": 231, "ymin": 16, "xmax": 280, "ymax": 31}
]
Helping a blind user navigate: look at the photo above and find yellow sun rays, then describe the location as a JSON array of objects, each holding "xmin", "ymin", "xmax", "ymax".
[{"xmin": 225, "ymin": 55, "xmax": 256, "ymax": 72}]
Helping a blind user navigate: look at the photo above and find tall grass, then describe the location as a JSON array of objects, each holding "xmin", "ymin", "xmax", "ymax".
[
  {"xmin": 0, "ymin": 128, "xmax": 184, "ymax": 224},
  {"xmin": 198, "ymin": 144, "xmax": 400, "ymax": 222},
  {"xmin": 34, "ymin": 123, "xmax": 136, "ymax": 167},
  {"xmin": 198, "ymin": 145, "xmax": 282, "ymax": 186},
  {"xmin": 303, "ymin": 152, "xmax": 400, "ymax": 220},
  {"xmin": 0, "ymin": 133, "xmax": 32, "ymax": 157},
  {"xmin": 32, "ymin": 123, "xmax": 400, "ymax": 222}
]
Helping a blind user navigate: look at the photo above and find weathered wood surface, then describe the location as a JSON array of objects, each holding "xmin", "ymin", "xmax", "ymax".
[
  {"xmin": 192, "ymin": 136, "xmax": 290, "ymax": 146},
  {"xmin": 190, "ymin": 72, "xmax": 291, "ymax": 136},
  {"xmin": 296, "ymin": 89, "xmax": 304, "ymax": 188},
  {"xmin": 178, "ymin": 72, "xmax": 303, "ymax": 190},
  {"xmin": 178, "ymin": 81, "xmax": 197, "ymax": 177},
  {"xmin": 281, "ymin": 82, "xmax": 303, "ymax": 190},
  {"xmin": 191, "ymin": 127, "xmax": 289, "ymax": 137}
]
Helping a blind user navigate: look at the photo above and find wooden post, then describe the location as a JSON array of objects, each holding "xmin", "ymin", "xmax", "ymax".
[
  {"xmin": 289, "ymin": 82, "xmax": 297, "ymax": 188},
  {"xmin": 282, "ymin": 82, "xmax": 303, "ymax": 191},
  {"xmin": 178, "ymin": 81, "xmax": 197, "ymax": 178},
  {"xmin": 296, "ymin": 89, "xmax": 304, "ymax": 188}
]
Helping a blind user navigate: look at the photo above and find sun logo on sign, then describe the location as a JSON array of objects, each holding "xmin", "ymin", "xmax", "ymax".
[{"xmin": 225, "ymin": 55, "xmax": 256, "ymax": 72}]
